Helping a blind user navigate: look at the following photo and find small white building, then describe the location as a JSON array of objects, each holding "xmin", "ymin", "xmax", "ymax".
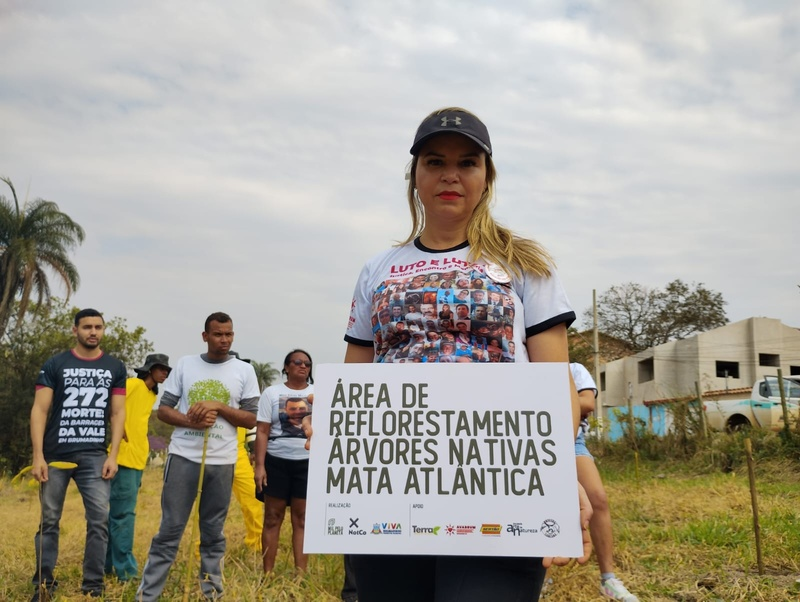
[{"xmin": 598, "ymin": 317, "xmax": 800, "ymax": 438}]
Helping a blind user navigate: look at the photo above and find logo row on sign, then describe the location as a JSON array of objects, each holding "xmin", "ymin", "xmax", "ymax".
[{"xmin": 326, "ymin": 518, "xmax": 561, "ymax": 538}]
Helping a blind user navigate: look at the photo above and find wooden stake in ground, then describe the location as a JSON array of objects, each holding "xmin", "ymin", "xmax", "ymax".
[
  {"xmin": 695, "ymin": 381, "xmax": 708, "ymax": 440},
  {"xmin": 183, "ymin": 427, "xmax": 211, "ymax": 602},
  {"xmin": 776, "ymin": 369, "xmax": 792, "ymax": 440},
  {"xmin": 744, "ymin": 438, "xmax": 764, "ymax": 575}
]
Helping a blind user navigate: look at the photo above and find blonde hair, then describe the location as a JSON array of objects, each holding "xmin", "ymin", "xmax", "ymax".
[{"xmin": 401, "ymin": 107, "xmax": 552, "ymax": 278}]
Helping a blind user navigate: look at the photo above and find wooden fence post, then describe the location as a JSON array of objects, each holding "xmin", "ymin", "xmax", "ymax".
[
  {"xmin": 695, "ymin": 381, "xmax": 708, "ymax": 440},
  {"xmin": 744, "ymin": 438, "xmax": 764, "ymax": 575},
  {"xmin": 776, "ymin": 369, "xmax": 792, "ymax": 439}
]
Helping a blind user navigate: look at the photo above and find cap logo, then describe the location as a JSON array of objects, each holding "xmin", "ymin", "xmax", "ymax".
[{"xmin": 440, "ymin": 116, "xmax": 462, "ymax": 127}]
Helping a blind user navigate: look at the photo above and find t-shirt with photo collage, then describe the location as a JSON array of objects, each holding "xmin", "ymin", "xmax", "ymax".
[
  {"xmin": 345, "ymin": 238, "xmax": 575, "ymax": 363},
  {"xmin": 257, "ymin": 382, "xmax": 313, "ymax": 461}
]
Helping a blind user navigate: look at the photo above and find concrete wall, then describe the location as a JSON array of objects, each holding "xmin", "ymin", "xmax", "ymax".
[{"xmin": 598, "ymin": 317, "xmax": 800, "ymax": 439}]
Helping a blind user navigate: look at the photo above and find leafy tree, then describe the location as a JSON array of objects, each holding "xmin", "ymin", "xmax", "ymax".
[
  {"xmin": 568, "ymin": 327, "xmax": 637, "ymax": 370},
  {"xmin": 0, "ymin": 299, "xmax": 153, "ymax": 473},
  {"xmin": 251, "ymin": 360, "xmax": 281, "ymax": 393},
  {"xmin": 585, "ymin": 280, "xmax": 728, "ymax": 351},
  {"xmin": 568, "ymin": 328, "xmax": 595, "ymax": 369},
  {"xmin": 0, "ymin": 177, "xmax": 85, "ymax": 339}
]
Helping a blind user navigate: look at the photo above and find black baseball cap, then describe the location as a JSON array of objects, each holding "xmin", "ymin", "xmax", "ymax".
[{"xmin": 410, "ymin": 109, "xmax": 492, "ymax": 156}]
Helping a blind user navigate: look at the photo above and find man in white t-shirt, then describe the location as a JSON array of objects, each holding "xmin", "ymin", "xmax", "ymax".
[{"xmin": 137, "ymin": 312, "xmax": 260, "ymax": 601}]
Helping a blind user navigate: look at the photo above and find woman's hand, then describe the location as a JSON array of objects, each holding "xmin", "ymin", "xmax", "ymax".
[
  {"xmin": 254, "ymin": 465, "xmax": 267, "ymax": 493},
  {"xmin": 542, "ymin": 482, "xmax": 593, "ymax": 568},
  {"xmin": 302, "ymin": 415, "xmax": 313, "ymax": 450}
]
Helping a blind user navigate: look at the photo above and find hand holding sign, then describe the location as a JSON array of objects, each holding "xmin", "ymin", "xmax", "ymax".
[
  {"xmin": 543, "ymin": 482, "xmax": 593, "ymax": 567},
  {"xmin": 302, "ymin": 415, "xmax": 313, "ymax": 450}
]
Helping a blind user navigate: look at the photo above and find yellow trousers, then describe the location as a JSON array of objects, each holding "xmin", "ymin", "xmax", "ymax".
[{"xmin": 232, "ymin": 439, "xmax": 264, "ymax": 550}]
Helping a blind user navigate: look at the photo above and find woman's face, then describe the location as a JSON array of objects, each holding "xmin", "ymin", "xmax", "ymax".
[
  {"xmin": 286, "ymin": 352, "xmax": 311, "ymax": 380},
  {"xmin": 414, "ymin": 134, "xmax": 487, "ymax": 230}
]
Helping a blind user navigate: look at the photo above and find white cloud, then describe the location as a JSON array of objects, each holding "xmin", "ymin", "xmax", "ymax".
[{"xmin": 1, "ymin": 0, "xmax": 797, "ymax": 368}]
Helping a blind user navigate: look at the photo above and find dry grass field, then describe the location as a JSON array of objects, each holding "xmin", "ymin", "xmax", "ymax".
[{"xmin": 1, "ymin": 450, "xmax": 798, "ymax": 601}]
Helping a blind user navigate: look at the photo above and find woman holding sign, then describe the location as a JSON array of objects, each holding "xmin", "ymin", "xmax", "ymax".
[
  {"xmin": 340, "ymin": 107, "xmax": 591, "ymax": 601},
  {"xmin": 254, "ymin": 349, "xmax": 314, "ymax": 574}
]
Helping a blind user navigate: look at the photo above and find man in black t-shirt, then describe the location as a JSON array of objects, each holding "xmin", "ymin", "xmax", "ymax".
[{"xmin": 29, "ymin": 308, "xmax": 127, "ymax": 600}]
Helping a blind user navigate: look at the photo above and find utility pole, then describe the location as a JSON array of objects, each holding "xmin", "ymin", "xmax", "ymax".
[
  {"xmin": 592, "ymin": 289, "xmax": 602, "ymax": 439},
  {"xmin": 627, "ymin": 381, "xmax": 636, "ymax": 445}
]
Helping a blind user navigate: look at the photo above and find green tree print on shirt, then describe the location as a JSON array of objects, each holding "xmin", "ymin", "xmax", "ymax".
[{"xmin": 188, "ymin": 379, "xmax": 230, "ymax": 406}]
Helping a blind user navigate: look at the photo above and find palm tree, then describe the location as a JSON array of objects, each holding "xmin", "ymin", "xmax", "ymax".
[
  {"xmin": 0, "ymin": 177, "xmax": 85, "ymax": 339},
  {"xmin": 251, "ymin": 360, "xmax": 281, "ymax": 393}
]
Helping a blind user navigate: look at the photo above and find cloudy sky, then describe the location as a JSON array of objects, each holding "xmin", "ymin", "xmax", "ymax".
[{"xmin": 1, "ymin": 1, "xmax": 797, "ymax": 369}]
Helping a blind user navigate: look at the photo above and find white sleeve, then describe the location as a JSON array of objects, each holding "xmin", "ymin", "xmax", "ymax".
[
  {"xmin": 256, "ymin": 387, "xmax": 275, "ymax": 423},
  {"xmin": 345, "ymin": 260, "xmax": 377, "ymax": 346},
  {"xmin": 516, "ymin": 267, "xmax": 575, "ymax": 338},
  {"xmin": 570, "ymin": 362, "xmax": 598, "ymax": 395},
  {"xmin": 162, "ymin": 357, "xmax": 184, "ymax": 400},
  {"xmin": 244, "ymin": 364, "xmax": 261, "ymax": 397}
]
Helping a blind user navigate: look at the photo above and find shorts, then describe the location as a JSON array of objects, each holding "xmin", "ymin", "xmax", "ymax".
[
  {"xmin": 574, "ymin": 429, "xmax": 593, "ymax": 459},
  {"xmin": 256, "ymin": 453, "xmax": 309, "ymax": 503}
]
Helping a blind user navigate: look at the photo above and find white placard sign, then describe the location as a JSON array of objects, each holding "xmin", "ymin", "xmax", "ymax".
[{"xmin": 304, "ymin": 362, "xmax": 580, "ymax": 557}]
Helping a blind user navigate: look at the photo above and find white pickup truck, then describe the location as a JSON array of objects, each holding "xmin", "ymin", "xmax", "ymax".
[{"xmin": 703, "ymin": 375, "xmax": 800, "ymax": 432}]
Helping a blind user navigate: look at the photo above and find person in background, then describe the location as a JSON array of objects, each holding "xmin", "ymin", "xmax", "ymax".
[
  {"xmin": 230, "ymin": 429, "xmax": 264, "ymax": 552},
  {"xmin": 136, "ymin": 312, "xmax": 259, "ymax": 601},
  {"xmin": 571, "ymin": 362, "xmax": 639, "ymax": 602},
  {"xmin": 339, "ymin": 107, "xmax": 591, "ymax": 601},
  {"xmin": 227, "ymin": 351, "xmax": 265, "ymax": 552},
  {"xmin": 254, "ymin": 349, "xmax": 314, "ymax": 574},
  {"xmin": 106, "ymin": 353, "xmax": 171, "ymax": 582},
  {"xmin": 29, "ymin": 308, "xmax": 127, "ymax": 600}
]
